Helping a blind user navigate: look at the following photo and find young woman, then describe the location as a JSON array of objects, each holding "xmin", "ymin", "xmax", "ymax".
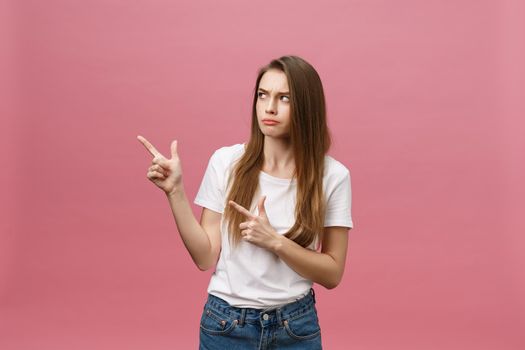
[{"xmin": 137, "ymin": 55, "xmax": 354, "ymax": 349}]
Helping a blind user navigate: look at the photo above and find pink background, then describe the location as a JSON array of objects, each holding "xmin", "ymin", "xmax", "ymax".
[{"xmin": 1, "ymin": 0, "xmax": 524, "ymax": 349}]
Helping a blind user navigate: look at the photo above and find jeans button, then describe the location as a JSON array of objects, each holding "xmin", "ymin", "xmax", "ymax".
[{"xmin": 263, "ymin": 313, "xmax": 269, "ymax": 320}]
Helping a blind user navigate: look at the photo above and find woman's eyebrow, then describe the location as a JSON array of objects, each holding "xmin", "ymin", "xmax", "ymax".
[{"xmin": 258, "ymin": 88, "xmax": 290, "ymax": 95}]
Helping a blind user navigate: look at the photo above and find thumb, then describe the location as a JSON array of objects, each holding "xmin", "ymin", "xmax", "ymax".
[
  {"xmin": 258, "ymin": 195, "xmax": 267, "ymax": 216},
  {"xmin": 170, "ymin": 140, "xmax": 178, "ymax": 158}
]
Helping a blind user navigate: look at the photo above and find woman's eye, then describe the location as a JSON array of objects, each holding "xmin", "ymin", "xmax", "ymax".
[{"xmin": 257, "ymin": 92, "xmax": 289, "ymax": 102}]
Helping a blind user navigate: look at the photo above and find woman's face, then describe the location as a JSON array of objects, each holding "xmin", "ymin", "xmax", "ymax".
[{"xmin": 256, "ymin": 69, "xmax": 291, "ymax": 139}]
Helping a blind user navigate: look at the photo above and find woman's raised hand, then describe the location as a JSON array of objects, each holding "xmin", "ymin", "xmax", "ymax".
[{"xmin": 137, "ymin": 135, "xmax": 183, "ymax": 196}]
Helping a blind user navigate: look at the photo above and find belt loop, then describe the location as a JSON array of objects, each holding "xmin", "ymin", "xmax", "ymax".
[
  {"xmin": 311, "ymin": 287, "xmax": 316, "ymax": 304},
  {"xmin": 238, "ymin": 308, "xmax": 246, "ymax": 326},
  {"xmin": 276, "ymin": 308, "xmax": 283, "ymax": 326}
]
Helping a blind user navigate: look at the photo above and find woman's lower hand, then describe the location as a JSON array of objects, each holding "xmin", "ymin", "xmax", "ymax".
[{"xmin": 229, "ymin": 196, "xmax": 283, "ymax": 252}]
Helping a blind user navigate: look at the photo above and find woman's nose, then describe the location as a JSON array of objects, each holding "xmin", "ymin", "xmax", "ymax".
[{"xmin": 265, "ymin": 98, "xmax": 277, "ymax": 114}]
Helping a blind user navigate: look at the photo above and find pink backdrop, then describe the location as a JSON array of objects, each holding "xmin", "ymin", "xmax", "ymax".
[{"xmin": 1, "ymin": 0, "xmax": 524, "ymax": 349}]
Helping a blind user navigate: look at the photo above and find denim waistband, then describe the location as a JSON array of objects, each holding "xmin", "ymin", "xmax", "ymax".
[{"xmin": 204, "ymin": 288, "xmax": 317, "ymax": 327}]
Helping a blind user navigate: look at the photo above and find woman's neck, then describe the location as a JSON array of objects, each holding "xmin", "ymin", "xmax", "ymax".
[{"xmin": 262, "ymin": 137, "xmax": 294, "ymax": 173}]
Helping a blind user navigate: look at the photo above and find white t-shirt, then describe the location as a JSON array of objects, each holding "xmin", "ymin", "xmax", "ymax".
[{"xmin": 194, "ymin": 143, "xmax": 353, "ymax": 308}]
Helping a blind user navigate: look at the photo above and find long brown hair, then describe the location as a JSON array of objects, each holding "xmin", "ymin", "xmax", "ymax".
[{"xmin": 223, "ymin": 55, "xmax": 332, "ymax": 250}]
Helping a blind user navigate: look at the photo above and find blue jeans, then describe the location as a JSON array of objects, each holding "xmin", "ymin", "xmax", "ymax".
[{"xmin": 199, "ymin": 288, "xmax": 322, "ymax": 349}]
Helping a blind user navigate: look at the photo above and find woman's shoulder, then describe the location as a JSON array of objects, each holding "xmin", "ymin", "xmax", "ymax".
[
  {"xmin": 213, "ymin": 142, "xmax": 246, "ymax": 158},
  {"xmin": 324, "ymin": 154, "xmax": 350, "ymax": 180},
  {"xmin": 209, "ymin": 142, "xmax": 246, "ymax": 169}
]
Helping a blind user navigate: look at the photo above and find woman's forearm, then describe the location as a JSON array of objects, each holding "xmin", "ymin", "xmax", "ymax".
[
  {"xmin": 271, "ymin": 236, "xmax": 342, "ymax": 289},
  {"xmin": 165, "ymin": 184, "xmax": 212, "ymax": 271}
]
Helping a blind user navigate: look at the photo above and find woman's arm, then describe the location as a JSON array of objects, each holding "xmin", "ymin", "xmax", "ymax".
[
  {"xmin": 228, "ymin": 197, "xmax": 350, "ymax": 289},
  {"xmin": 271, "ymin": 226, "xmax": 349, "ymax": 289},
  {"xmin": 166, "ymin": 187, "xmax": 221, "ymax": 271}
]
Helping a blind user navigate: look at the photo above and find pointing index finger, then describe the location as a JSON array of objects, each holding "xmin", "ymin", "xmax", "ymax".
[
  {"xmin": 229, "ymin": 200, "xmax": 255, "ymax": 219},
  {"xmin": 137, "ymin": 135, "xmax": 162, "ymax": 158}
]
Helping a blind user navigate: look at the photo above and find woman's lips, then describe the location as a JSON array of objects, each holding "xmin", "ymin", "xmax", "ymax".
[{"xmin": 263, "ymin": 120, "xmax": 279, "ymax": 125}]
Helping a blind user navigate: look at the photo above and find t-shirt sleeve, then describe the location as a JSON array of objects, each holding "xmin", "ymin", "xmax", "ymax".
[
  {"xmin": 324, "ymin": 169, "xmax": 354, "ymax": 229},
  {"xmin": 194, "ymin": 150, "xmax": 225, "ymax": 214}
]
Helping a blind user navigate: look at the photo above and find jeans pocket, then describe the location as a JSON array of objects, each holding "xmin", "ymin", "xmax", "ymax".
[
  {"xmin": 283, "ymin": 308, "xmax": 321, "ymax": 340},
  {"xmin": 200, "ymin": 307, "xmax": 239, "ymax": 336}
]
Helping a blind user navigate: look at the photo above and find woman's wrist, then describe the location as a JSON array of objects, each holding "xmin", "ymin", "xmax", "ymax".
[
  {"xmin": 271, "ymin": 234, "xmax": 286, "ymax": 254},
  {"xmin": 166, "ymin": 183, "xmax": 185, "ymax": 199}
]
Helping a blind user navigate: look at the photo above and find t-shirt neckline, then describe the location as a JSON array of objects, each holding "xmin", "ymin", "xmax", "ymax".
[
  {"xmin": 240, "ymin": 143, "xmax": 296, "ymax": 184},
  {"xmin": 260, "ymin": 170, "xmax": 296, "ymax": 184}
]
